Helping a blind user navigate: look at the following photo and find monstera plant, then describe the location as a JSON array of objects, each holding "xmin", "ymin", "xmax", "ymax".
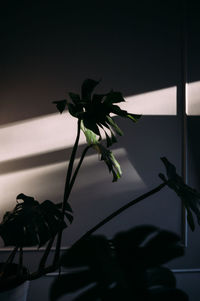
[
  {"xmin": 0, "ymin": 193, "xmax": 73, "ymax": 291},
  {"xmin": 0, "ymin": 79, "xmax": 141, "ymax": 295},
  {"xmin": 0, "ymin": 79, "xmax": 199, "ymax": 300}
]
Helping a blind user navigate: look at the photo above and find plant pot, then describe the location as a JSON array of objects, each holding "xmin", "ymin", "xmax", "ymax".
[
  {"xmin": 0, "ymin": 262, "xmax": 30, "ymax": 301},
  {"xmin": 0, "ymin": 280, "xmax": 29, "ymax": 301}
]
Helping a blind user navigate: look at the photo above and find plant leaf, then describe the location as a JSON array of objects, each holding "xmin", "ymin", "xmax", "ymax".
[
  {"xmin": 106, "ymin": 116, "xmax": 123, "ymax": 136},
  {"xmin": 81, "ymin": 121, "xmax": 99, "ymax": 145},
  {"xmin": 0, "ymin": 194, "xmax": 72, "ymax": 247},
  {"xmin": 143, "ymin": 230, "xmax": 184, "ymax": 267},
  {"xmin": 69, "ymin": 92, "xmax": 81, "ymax": 105},
  {"xmin": 52, "ymin": 226, "xmax": 186, "ymax": 301},
  {"xmin": 104, "ymin": 91, "xmax": 125, "ymax": 105},
  {"xmin": 127, "ymin": 114, "xmax": 142, "ymax": 122},
  {"xmin": 83, "ymin": 118, "xmax": 100, "ymax": 136},
  {"xmin": 52, "ymin": 100, "xmax": 67, "ymax": 113},
  {"xmin": 97, "ymin": 144, "xmax": 122, "ymax": 182},
  {"xmin": 146, "ymin": 267, "xmax": 176, "ymax": 289},
  {"xmin": 81, "ymin": 79, "xmax": 100, "ymax": 101},
  {"xmin": 160, "ymin": 157, "xmax": 200, "ymax": 231}
]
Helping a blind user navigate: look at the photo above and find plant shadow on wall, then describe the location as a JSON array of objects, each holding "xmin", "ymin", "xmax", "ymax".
[{"xmin": 0, "ymin": 79, "xmax": 199, "ymax": 300}]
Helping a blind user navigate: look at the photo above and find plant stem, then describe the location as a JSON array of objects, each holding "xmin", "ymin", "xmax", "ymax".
[
  {"xmin": 31, "ymin": 145, "xmax": 92, "ymax": 279},
  {"xmin": 53, "ymin": 119, "xmax": 81, "ymax": 265},
  {"xmin": 0, "ymin": 246, "xmax": 18, "ymax": 279},
  {"xmin": 6, "ymin": 246, "xmax": 18, "ymax": 265},
  {"xmin": 19, "ymin": 247, "xmax": 23, "ymax": 268},
  {"xmin": 72, "ymin": 182, "xmax": 167, "ymax": 247},
  {"xmin": 67, "ymin": 145, "xmax": 92, "ymax": 199},
  {"xmin": 37, "ymin": 146, "xmax": 91, "ymax": 273},
  {"xmin": 63, "ymin": 118, "xmax": 82, "ymax": 208},
  {"xmin": 38, "ymin": 236, "xmax": 55, "ymax": 270},
  {"xmin": 17, "ymin": 247, "xmax": 23, "ymax": 277},
  {"xmin": 55, "ymin": 145, "xmax": 92, "ymax": 209}
]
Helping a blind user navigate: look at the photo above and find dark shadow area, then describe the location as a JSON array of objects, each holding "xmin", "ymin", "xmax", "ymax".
[
  {"xmin": 187, "ymin": 3, "xmax": 200, "ymax": 83},
  {"xmin": 0, "ymin": 1, "xmax": 183, "ymax": 125},
  {"xmin": 187, "ymin": 117, "xmax": 200, "ymax": 190},
  {"xmin": 0, "ymin": 144, "xmax": 88, "ymax": 175}
]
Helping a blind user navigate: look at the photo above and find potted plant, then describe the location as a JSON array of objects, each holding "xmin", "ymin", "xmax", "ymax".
[{"xmin": 0, "ymin": 79, "xmax": 199, "ymax": 300}]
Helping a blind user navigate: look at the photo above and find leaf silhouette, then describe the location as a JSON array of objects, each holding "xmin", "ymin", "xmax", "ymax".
[
  {"xmin": 159, "ymin": 157, "xmax": 200, "ymax": 231},
  {"xmin": 0, "ymin": 194, "xmax": 73, "ymax": 247},
  {"xmin": 50, "ymin": 226, "xmax": 187, "ymax": 301}
]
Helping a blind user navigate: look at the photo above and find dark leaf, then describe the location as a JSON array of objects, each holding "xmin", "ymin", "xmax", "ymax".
[
  {"xmin": 68, "ymin": 103, "xmax": 79, "ymax": 117},
  {"xmin": 81, "ymin": 79, "xmax": 100, "ymax": 101},
  {"xmin": 185, "ymin": 206, "xmax": 195, "ymax": 232},
  {"xmin": 143, "ymin": 230, "xmax": 184, "ymax": 266},
  {"xmin": 110, "ymin": 105, "xmax": 127, "ymax": 117},
  {"xmin": 65, "ymin": 212, "xmax": 74, "ymax": 224},
  {"xmin": 16, "ymin": 193, "xmax": 35, "ymax": 203},
  {"xmin": 52, "ymin": 100, "xmax": 67, "ymax": 113},
  {"xmin": 160, "ymin": 157, "xmax": 177, "ymax": 180},
  {"xmin": 83, "ymin": 118, "xmax": 100, "ymax": 136},
  {"xmin": 55, "ymin": 201, "xmax": 72, "ymax": 212},
  {"xmin": 160, "ymin": 157, "xmax": 200, "ymax": 231},
  {"xmin": 0, "ymin": 195, "xmax": 71, "ymax": 247},
  {"xmin": 114, "ymin": 225, "xmax": 157, "ymax": 250},
  {"xmin": 146, "ymin": 267, "xmax": 176, "ymax": 289},
  {"xmin": 52, "ymin": 226, "xmax": 186, "ymax": 301},
  {"xmin": 110, "ymin": 131, "xmax": 117, "ymax": 144},
  {"xmin": 104, "ymin": 91, "xmax": 125, "ymax": 105},
  {"xmin": 105, "ymin": 132, "xmax": 113, "ymax": 147},
  {"xmin": 92, "ymin": 93, "xmax": 106, "ymax": 104},
  {"xmin": 69, "ymin": 92, "xmax": 81, "ymax": 105}
]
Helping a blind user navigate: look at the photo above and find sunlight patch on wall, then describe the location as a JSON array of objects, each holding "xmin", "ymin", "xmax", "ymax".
[
  {"xmin": 0, "ymin": 112, "xmax": 87, "ymax": 162},
  {"xmin": 0, "ymin": 85, "xmax": 176, "ymax": 163},
  {"xmin": 122, "ymin": 86, "xmax": 177, "ymax": 115},
  {"xmin": 186, "ymin": 81, "xmax": 200, "ymax": 115},
  {"xmin": 0, "ymin": 148, "xmax": 145, "ymax": 223}
]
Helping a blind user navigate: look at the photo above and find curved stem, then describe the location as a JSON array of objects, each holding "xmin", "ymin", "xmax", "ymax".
[
  {"xmin": 53, "ymin": 119, "xmax": 81, "ymax": 265},
  {"xmin": 17, "ymin": 247, "xmax": 23, "ymax": 277},
  {"xmin": 37, "ymin": 146, "xmax": 91, "ymax": 273},
  {"xmin": 38, "ymin": 236, "xmax": 55, "ymax": 270},
  {"xmin": 67, "ymin": 145, "xmax": 92, "ymax": 200},
  {"xmin": 55, "ymin": 145, "xmax": 93, "ymax": 209},
  {"xmin": 37, "ymin": 142, "xmax": 91, "ymax": 272},
  {"xmin": 0, "ymin": 246, "xmax": 18, "ymax": 279},
  {"xmin": 72, "ymin": 182, "xmax": 167, "ymax": 247},
  {"xmin": 63, "ymin": 118, "xmax": 81, "ymax": 208},
  {"xmin": 6, "ymin": 246, "xmax": 18, "ymax": 265}
]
